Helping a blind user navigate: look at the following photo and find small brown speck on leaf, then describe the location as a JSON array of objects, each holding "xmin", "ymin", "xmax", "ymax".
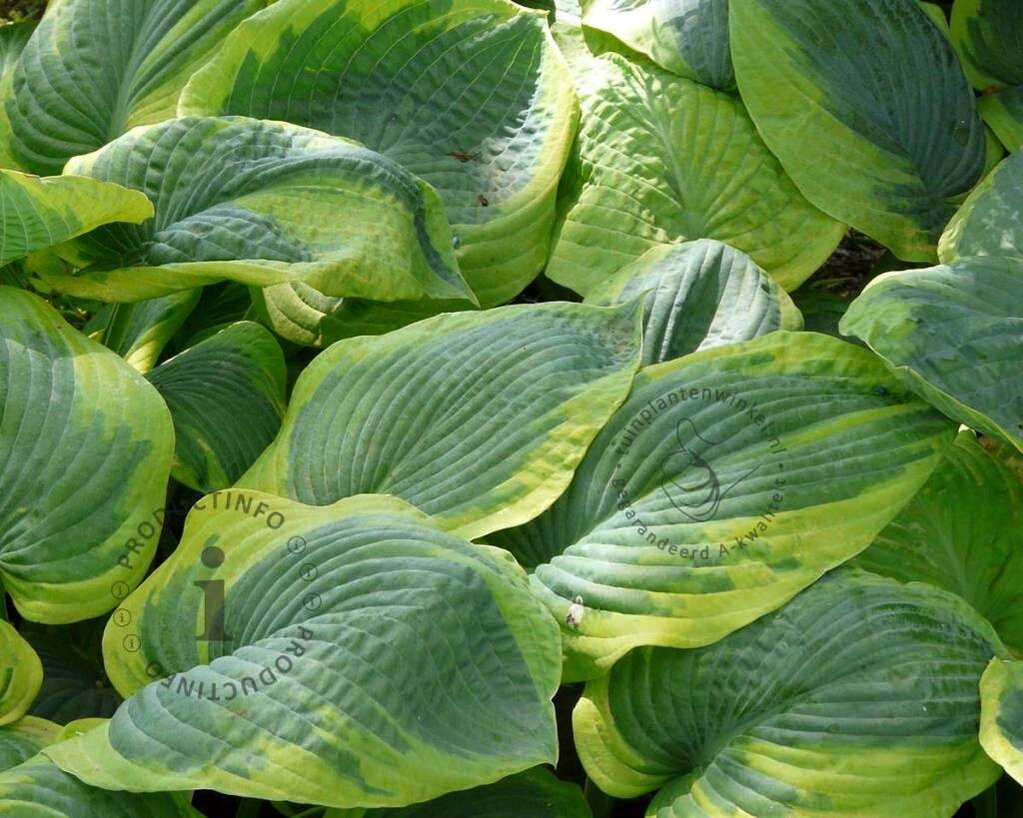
[
  {"xmin": 447, "ymin": 150, "xmax": 481, "ymax": 163},
  {"xmin": 478, "ymin": 194, "xmax": 489, "ymax": 207}
]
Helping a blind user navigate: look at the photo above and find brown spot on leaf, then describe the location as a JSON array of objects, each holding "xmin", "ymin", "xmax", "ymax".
[{"xmin": 447, "ymin": 150, "xmax": 481, "ymax": 163}]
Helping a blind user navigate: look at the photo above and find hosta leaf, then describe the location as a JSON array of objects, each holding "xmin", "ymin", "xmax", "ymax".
[
  {"xmin": 178, "ymin": 282, "xmax": 252, "ymax": 347},
  {"xmin": 0, "ymin": 0, "xmax": 265, "ymax": 175},
  {"xmin": 940, "ymin": 149, "xmax": 1023, "ymax": 262},
  {"xmin": 21, "ymin": 620, "xmax": 122, "ymax": 723},
  {"xmin": 980, "ymin": 657, "xmax": 1023, "ymax": 784},
  {"xmin": 0, "ymin": 22, "xmax": 33, "ymax": 81},
  {"xmin": 919, "ymin": 1, "xmax": 950, "ymax": 33},
  {"xmin": 45, "ymin": 117, "xmax": 469, "ymax": 305},
  {"xmin": 90, "ymin": 290, "xmax": 201, "ymax": 373},
  {"xmin": 580, "ymin": 0, "xmax": 732, "ymax": 88},
  {"xmin": 853, "ymin": 432, "xmax": 1023, "ymax": 652},
  {"xmin": 240, "ymin": 301, "xmax": 643, "ymax": 540},
  {"xmin": 324, "ymin": 767, "xmax": 591, "ymax": 817},
  {"xmin": 840, "ymin": 258, "xmax": 1023, "ymax": 452},
  {"xmin": 0, "ymin": 718, "xmax": 59, "ymax": 773},
  {"xmin": 45, "ymin": 493, "xmax": 561, "ymax": 807},
  {"xmin": 979, "ymin": 87, "xmax": 1023, "ymax": 152},
  {"xmin": 146, "ymin": 321, "xmax": 286, "ymax": 492},
  {"xmin": 488, "ymin": 331, "xmax": 954, "ymax": 679},
  {"xmin": 0, "ymin": 622, "xmax": 41, "ymax": 726},
  {"xmin": 0, "ymin": 287, "xmax": 174, "ymax": 623},
  {"xmin": 0, "ymin": 753, "xmax": 200, "ymax": 817},
  {"xmin": 584, "ymin": 239, "xmax": 799, "ymax": 365},
  {"xmin": 731, "ymin": 0, "xmax": 986, "ymax": 261},
  {"xmin": 546, "ymin": 47, "xmax": 843, "ymax": 296},
  {"xmin": 253, "ymin": 283, "xmax": 475, "ymax": 348},
  {"xmin": 574, "ymin": 569, "xmax": 1002, "ymax": 816},
  {"xmin": 0, "ymin": 171, "xmax": 152, "ymax": 267},
  {"xmin": 180, "ymin": 0, "xmax": 578, "ymax": 307},
  {"xmin": 951, "ymin": 0, "xmax": 1023, "ymax": 90}
]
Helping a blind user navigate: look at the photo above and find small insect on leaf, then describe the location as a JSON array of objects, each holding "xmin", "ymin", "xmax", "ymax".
[
  {"xmin": 478, "ymin": 194, "xmax": 489, "ymax": 207},
  {"xmin": 566, "ymin": 596, "xmax": 585, "ymax": 629}
]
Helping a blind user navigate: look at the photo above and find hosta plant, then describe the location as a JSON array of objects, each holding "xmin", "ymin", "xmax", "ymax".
[{"xmin": 0, "ymin": 0, "xmax": 1021, "ymax": 816}]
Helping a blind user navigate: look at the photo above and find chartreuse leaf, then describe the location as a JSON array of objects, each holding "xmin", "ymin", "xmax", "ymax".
[
  {"xmin": 146, "ymin": 321, "xmax": 286, "ymax": 493},
  {"xmin": 21, "ymin": 620, "xmax": 122, "ymax": 723},
  {"xmin": 545, "ymin": 46, "xmax": 843, "ymax": 296},
  {"xmin": 584, "ymin": 239, "xmax": 800, "ymax": 365},
  {"xmin": 840, "ymin": 258, "xmax": 1023, "ymax": 452},
  {"xmin": 575, "ymin": 569, "xmax": 1003, "ymax": 816},
  {"xmin": 980, "ymin": 657, "xmax": 1023, "ymax": 784},
  {"xmin": 951, "ymin": 0, "xmax": 1023, "ymax": 90},
  {"xmin": 89, "ymin": 290, "xmax": 201, "ymax": 373},
  {"xmin": 240, "ymin": 301, "xmax": 643, "ymax": 540},
  {"xmin": 324, "ymin": 767, "xmax": 591, "ymax": 817},
  {"xmin": 940, "ymin": 149, "xmax": 1023, "ymax": 262},
  {"xmin": 487, "ymin": 331, "xmax": 954, "ymax": 679},
  {"xmin": 0, "ymin": 622, "xmax": 41, "ymax": 726},
  {"xmin": 854, "ymin": 432, "xmax": 1023, "ymax": 652},
  {"xmin": 919, "ymin": 1, "xmax": 950, "ymax": 33},
  {"xmin": 180, "ymin": 0, "xmax": 577, "ymax": 307},
  {"xmin": 0, "ymin": 171, "xmax": 152, "ymax": 267},
  {"xmin": 979, "ymin": 87, "xmax": 1023, "ymax": 152},
  {"xmin": 0, "ymin": 0, "xmax": 265, "ymax": 175},
  {"xmin": 580, "ymin": 0, "xmax": 732, "ymax": 88},
  {"xmin": 44, "ymin": 492, "xmax": 561, "ymax": 807},
  {"xmin": 0, "ymin": 717, "xmax": 59, "ymax": 772},
  {"xmin": 43, "ymin": 117, "xmax": 469, "ymax": 305},
  {"xmin": 0, "ymin": 752, "xmax": 200, "ymax": 817},
  {"xmin": 0, "ymin": 287, "xmax": 174, "ymax": 623},
  {"xmin": 731, "ymin": 0, "xmax": 986, "ymax": 261}
]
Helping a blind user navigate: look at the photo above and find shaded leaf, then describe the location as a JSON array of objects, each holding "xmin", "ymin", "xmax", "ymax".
[
  {"xmin": 854, "ymin": 432, "xmax": 1023, "ymax": 652},
  {"xmin": 324, "ymin": 767, "xmax": 591, "ymax": 817},
  {"xmin": 147, "ymin": 321, "xmax": 286, "ymax": 492}
]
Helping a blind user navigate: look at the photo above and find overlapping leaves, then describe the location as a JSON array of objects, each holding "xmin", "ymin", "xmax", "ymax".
[
  {"xmin": 584, "ymin": 239, "xmax": 801, "ymax": 364},
  {"xmin": 240, "ymin": 301, "xmax": 644, "ymax": 539},
  {"xmin": 490, "ymin": 331, "xmax": 954, "ymax": 678},
  {"xmin": 547, "ymin": 29, "xmax": 841, "ymax": 295},
  {"xmin": 181, "ymin": 0, "xmax": 577, "ymax": 305},
  {"xmin": 44, "ymin": 493, "xmax": 562, "ymax": 807},
  {"xmin": 41, "ymin": 117, "xmax": 470, "ymax": 306},
  {"xmin": 574, "ymin": 569, "xmax": 1003, "ymax": 816}
]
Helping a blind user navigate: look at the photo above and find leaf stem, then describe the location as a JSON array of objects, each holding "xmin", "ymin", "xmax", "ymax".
[
  {"xmin": 235, "ymin": 799, "xmax": 263, "ymax": 818},
  {"xmin": 584, "ymin": 779, "xmax": 614, "ymax": 818},
  {"xmin": 972, "ymin": 784, "xmax": 998, "ymax": 818}
]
